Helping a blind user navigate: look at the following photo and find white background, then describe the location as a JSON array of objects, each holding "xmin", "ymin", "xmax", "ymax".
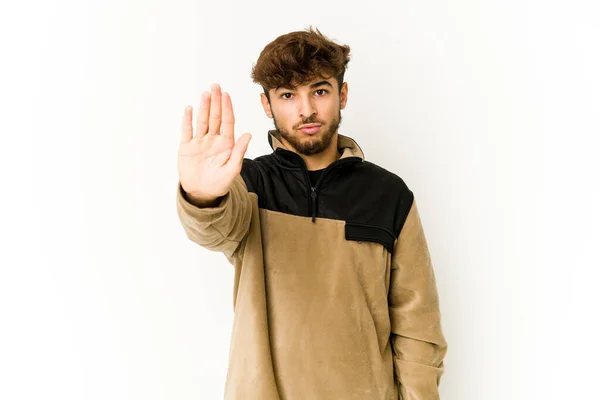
[{"xmin": 1, "ymin": 0, "xmax": 598, "ymax": 399}]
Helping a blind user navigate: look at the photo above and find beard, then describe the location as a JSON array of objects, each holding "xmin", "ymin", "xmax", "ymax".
[{"xmin": 273, "ymin": 110, "xmax": 343, "ymax": 156}]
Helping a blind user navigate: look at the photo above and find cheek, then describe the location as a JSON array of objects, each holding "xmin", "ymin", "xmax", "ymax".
[
  {"xmin": 321, "ymin": 103, "xmax": 339, "ymax": 119},
  {"xmin": 274, "ymin": 105, "xmax": 297, "ymax": 124}
]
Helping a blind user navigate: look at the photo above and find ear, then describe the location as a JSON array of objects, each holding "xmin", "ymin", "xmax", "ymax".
[
  {"xmin": 339, "ymin": 82, "xmax": 348, "ymax": 110},
  {"xmin": 260, "ymin": 93, "xmax": 273, "ymax": 119}
]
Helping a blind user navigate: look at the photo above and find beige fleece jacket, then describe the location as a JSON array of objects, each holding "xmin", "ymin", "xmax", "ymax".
[{"xmin": 176, "ymin": 135, "xmax": 447, "ymax": 399}]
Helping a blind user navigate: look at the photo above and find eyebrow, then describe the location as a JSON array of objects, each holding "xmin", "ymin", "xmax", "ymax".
[
  {"xmin": 276, "ymin": 80, "xmax": 334, "ymax": 91},
  {"xmin": 309, "ymin": 80, "xmax": 333, "ymax": 89}
]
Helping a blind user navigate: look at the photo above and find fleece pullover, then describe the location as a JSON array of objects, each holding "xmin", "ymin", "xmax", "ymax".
[{"xmin": 176, "ymin": 130, "xmax": 447, "ymax": 399}]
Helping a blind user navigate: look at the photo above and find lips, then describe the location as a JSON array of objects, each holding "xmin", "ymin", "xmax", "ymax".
[{"xmin": 298, "ymin": 124, "xmax": 322, "ymax": 134}]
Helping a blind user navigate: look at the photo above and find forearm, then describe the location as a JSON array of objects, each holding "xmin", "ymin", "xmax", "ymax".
[
  {"xmin": 176, "ymin": 175, "xmax": 252, "ymax": 257},
  {"xmin": 388, "ymin": 199, "xmax": 448, "ymax": 399}
]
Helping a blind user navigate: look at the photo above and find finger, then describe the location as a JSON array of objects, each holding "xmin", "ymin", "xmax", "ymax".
[
  {"xmin": 221, "ymin": 92, "xmax": 234, "ymax": 139},
  {"xmin": 195, "ymin": 91, "xmax": 211, "ymax": 140},
  {"xmin": 180, "ymin": 105, "xmax": 193, "ymax": 143},
  {"xmin": 227, "ymin": 133, "xmax": 252, "ymax": 172},
  {"xmin": 208, "ymin": 83, "xmax": 222, "ymax": 135}
]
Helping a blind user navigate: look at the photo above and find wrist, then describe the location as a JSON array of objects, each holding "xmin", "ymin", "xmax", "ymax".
[{"xmin": 185, "ymin": 191, "xmax": 221, "ymax": 208}]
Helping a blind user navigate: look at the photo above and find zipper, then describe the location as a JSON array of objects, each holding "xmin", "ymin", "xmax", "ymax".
[
  {"xmin": 301, "ymin": 164, "xmax": 319, "ymax": 223},
  {"xmin": 310, "ymin": 187, "xmax": 317, "ymax": 223},
  {"xmin": 303, "ymin": 156, "xmax": 340, "ymax": 223},
  {"xmin": 305, "ymin": 158, "xmax": 354, "ymax": 223}
]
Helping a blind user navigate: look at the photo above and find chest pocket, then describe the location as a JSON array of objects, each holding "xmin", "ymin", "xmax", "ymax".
[{"xmin": 344, "ymin": 222, "xmax": 395, "ymax": 253}]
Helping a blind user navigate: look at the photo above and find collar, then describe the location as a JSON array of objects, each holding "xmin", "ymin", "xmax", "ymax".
[{"xmin": 267, "ymin": 129, "xmax": 365, "ymax": 168}]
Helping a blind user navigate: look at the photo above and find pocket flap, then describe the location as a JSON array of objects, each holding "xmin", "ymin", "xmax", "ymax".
[{"xmin": 344, "ymin": 222, "xmax": 395, "ymax": 253}]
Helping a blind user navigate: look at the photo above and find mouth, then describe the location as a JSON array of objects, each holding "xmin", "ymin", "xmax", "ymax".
[{"xmin": 298, "ymin": 124, "xmax": 322, "ymax": 134}]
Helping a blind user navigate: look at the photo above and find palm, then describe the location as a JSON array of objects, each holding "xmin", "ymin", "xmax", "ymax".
[{"xmin": 178, "ymin": 84, "xmax": 252, "ymax": 200}]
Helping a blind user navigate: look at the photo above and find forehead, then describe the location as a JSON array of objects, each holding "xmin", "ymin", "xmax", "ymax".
[{"xmin": 275, "ymin": 77, "xmax": 338, "ymax": 91}]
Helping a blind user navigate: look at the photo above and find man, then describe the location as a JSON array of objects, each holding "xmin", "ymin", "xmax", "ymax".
[{"xmin": 176, "ymin": 27, "xmax": 447, "ymax": 400}]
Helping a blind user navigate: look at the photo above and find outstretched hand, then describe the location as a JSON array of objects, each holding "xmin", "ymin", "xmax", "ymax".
[{"xmin": 178, "ymin": 83, "xmax": 252, "ymax": 203}]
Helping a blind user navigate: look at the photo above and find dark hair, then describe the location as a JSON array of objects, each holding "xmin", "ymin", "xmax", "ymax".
[{"xmin": 251, "ymin": 26, "xmax": 351, "ymax": 101}]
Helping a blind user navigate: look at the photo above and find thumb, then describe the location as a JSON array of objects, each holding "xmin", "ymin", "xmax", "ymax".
[{"xmin": 228, "ymin": 133, "xmax": 252, "ymax": 170}]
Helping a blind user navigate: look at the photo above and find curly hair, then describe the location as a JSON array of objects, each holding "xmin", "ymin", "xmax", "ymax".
[{"xmin": 251, "ymin": 26, "xmax": 351, "ymax": 101}]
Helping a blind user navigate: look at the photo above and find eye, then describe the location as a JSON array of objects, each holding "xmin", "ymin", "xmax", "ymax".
[
  {"xmin": 315, "ymin": 89, "xmax": 328, "ymax": 96},
  {"xmin": 281, "ymin": 92, "xmax": 293, "ymax": 99}
]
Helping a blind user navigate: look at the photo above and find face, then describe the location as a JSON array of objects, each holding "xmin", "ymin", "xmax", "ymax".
[{"xmin": 260, "ymin": 77, "xmax": 348, "ymax": 156}]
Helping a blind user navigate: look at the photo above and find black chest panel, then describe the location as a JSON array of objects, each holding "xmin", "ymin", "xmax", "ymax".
[
  {"xmin": 240, "ymin": 153, "xmax": 414, "ymax": 253},
  {"xmin": 307, "ymin": 168, "xmax": 325, "ymax": 188}
]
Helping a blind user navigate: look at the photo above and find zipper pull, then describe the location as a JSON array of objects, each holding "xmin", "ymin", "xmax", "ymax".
[{"xmin": 311, "ymin": 187, "xmax": 317, "ymax": 223}]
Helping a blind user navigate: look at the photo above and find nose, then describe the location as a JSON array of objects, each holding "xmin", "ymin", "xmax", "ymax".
[{"xmin": 298, "ymin": 94, "xmax": 317, "ymax": 119}]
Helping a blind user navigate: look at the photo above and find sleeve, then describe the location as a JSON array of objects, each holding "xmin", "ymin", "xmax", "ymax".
[
  {"xmin": 175, "ymin": 173, "xmax": 253, "ymax": 260},
  {"xmin": 388, "ymin": 198, "xmax": 448, "ymax": 400}
]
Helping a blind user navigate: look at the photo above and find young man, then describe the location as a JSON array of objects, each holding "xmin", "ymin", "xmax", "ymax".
[{"xmin": 176, "ymin": 27, "xmax": 447, "ymax": 400}]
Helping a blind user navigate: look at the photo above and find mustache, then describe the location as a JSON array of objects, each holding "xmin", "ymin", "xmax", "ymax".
[{"xmin": 294, "ymin": 117, "xmax": 325, "ymax": 129}]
